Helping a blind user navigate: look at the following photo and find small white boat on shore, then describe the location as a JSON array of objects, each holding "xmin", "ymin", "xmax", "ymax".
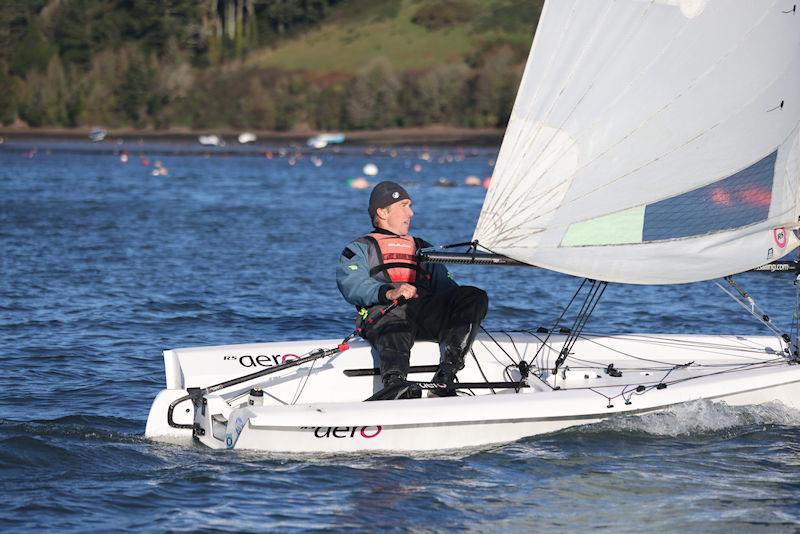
[
  {"xmin": 89, "ymin": 127, "xmax": 107, "ymax": 142},
  {"xmin": 198, "ymin": 134, "xmax": 224, "ymax": 147},
  {"xmin": 307, "ymin": 133, "xmax": 345, "ymax": 149},
  {"xmin": 238, "ymin": 132, "xmax": 257, "ymax": 144}
]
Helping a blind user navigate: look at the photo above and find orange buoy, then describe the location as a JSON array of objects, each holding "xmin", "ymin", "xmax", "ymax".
[{"xmin": 349, "ymin": 177, "xmax": 369, "ymax": 189}]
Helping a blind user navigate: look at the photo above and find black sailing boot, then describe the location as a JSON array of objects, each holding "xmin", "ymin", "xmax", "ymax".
[
  {"xmin": 429, "ymin": 324, "xmax": 475, "ymax": 397},
  {"xmin": 367, "ymin": 373, "xmax": 421, "ymax": 401},
  {"xmin": 428, "ymin": 362, "xmax": 460, "ymax": 397},
  {"xmin": 383, "ymin": 372, "xmax": 403, "ymax": 388}
]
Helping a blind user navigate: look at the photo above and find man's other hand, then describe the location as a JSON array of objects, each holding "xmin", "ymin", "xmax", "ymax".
[{"xmin": 387, "ymin": 284, "xmax": 417, "ymax": 301}]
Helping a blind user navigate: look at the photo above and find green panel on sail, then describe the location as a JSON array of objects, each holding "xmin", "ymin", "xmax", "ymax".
[{"xmin": 561, "ymin": 206, "xmax": 645, "ymax": 246}]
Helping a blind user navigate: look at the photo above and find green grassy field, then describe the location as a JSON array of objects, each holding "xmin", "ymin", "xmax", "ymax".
[{"xmin": 246, "ymin": 0, "xmax": 534, "ymax": 73}]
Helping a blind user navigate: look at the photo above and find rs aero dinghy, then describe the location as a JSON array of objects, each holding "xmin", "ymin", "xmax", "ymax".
[{"xmin": 145, "ymin": 0, "xmax": 800, "ymax": 453}]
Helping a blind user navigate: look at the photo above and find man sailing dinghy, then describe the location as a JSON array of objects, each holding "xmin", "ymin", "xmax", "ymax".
[
  {"xmin": 337, "ymin": 181, "xmax": 489, "ymax": 400},
  {"xmin": 145, "ymin": 0, "xmax": 800, "ymax": 453}
]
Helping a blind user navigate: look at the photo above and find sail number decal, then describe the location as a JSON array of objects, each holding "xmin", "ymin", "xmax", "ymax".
[
  {"xmin": 774, "ymin": 227, "xmax": 787, "ymax": 248},
  {"xmin": 301, "ymin": 426, "xmax": 382, "ymax": 439},
  {"xmin": 223, "ymin": 353, "xmax": 300, "ymax": 368}
]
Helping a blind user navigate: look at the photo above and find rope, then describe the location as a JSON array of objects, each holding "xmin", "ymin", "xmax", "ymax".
[
  {"xmin": 290, "ymin": 357, "xmax": 317, "ymax": 405},
  {"xmin": 480, "ymin": 326, "xmax": 519, "ymax": 366},
  {"xmin": 793, "ymin": 271, "xmax": 800, "ymax": 361},
  {"xmin": 715, "ymin": 277, "xmax": 789, "ymax": 343},
  {"xmin": 533, "ymin": 278, "xmax": 589, "ymax": 375},
  {"xmin": 552, "ymin": 280, "xmax": 608, "ymax": 384},
  {"xmin": 470, "ymin": 348, "xmax": 495, "ymax": 395},
  {"xmin": 581, "ymin": 357, "xmax": 788, "ymax": 407}
]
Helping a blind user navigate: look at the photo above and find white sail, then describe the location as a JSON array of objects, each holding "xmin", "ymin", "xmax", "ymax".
[{"xmin": 474, "ymin": 0, "xmax": 800, "ymax": 284}]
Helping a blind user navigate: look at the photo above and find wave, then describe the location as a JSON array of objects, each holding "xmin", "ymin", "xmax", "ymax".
[
  {"xmin": 573, "ymin": 399, "xmax": 800, "ymax": 438},
  {"xmin": 0, "ymin": 414, "xmax": 143, "ymax": 443}
]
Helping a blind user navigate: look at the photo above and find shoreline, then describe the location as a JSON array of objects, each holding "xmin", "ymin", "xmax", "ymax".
[{"xmin": 0, "ymin": 126, "xmax": 505, "ymax": 147}]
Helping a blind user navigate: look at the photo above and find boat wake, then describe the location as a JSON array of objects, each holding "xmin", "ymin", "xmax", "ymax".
[
  {"xmin": 0, "ymin": 415, "xmax": 156, "ymax": 472},
  {"xmin": 581, "ymin": 400, "xmax": 800, "ymax": 438},
  {"xmin": 0, "ymin": 415, "xmax": 143, "ymax": 444}
]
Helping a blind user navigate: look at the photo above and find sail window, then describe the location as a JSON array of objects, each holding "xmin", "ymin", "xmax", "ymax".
[
  {"xmin": 642, "ymin": 151, "xmax": 777, "ymax": 241},
  {"xmin": 561, "ymin": 151, "xmax": 777, "ymax": 247}
]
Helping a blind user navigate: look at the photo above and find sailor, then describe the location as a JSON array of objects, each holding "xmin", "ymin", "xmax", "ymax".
[{"xmin": 337, "ymin": 181, "xmax": 488, "ymax": 398}]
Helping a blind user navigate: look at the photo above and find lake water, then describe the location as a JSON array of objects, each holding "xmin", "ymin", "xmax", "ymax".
[{"xmin": 1, "ymin": 139, "xmax": 799, "ymax": 531}]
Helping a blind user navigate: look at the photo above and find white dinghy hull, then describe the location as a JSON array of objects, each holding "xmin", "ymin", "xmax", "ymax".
[{"xmin": 145, "ymin": 332, "xmax": 800, "ymax": 453}]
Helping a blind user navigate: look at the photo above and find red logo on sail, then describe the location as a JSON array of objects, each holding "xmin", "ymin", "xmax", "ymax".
[{"xmin": 774, "ymin": 228, "xmax": 787, "ymax": 248}]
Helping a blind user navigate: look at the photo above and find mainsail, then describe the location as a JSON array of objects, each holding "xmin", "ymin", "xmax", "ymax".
[{"xmin": 473, "ymin": 0, "xmax": 800, "ymax": 284}]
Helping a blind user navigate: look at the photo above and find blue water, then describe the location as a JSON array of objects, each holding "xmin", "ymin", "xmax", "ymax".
[{"xmin": 2, "ymin": 140, "xmax": 799, "ymax": 531}]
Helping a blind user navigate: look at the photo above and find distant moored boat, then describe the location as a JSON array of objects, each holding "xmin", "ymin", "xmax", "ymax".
[
  {"xmin": 238, "ymin": 132, "xmax": 257, "ymax": 144},
  {"xmin": 307, "ymin": 133, "xmax": 345, "ymax": 149},
  {"xmin": 198, "ymin": 134, "xmax": 224, "ymax": 147},
  {"xmin": 88, "ymin": 127, "xmax": 107, "ymax": 142}
]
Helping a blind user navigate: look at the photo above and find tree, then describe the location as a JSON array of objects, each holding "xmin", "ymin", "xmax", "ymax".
[
  {"xmin": 17, "ymin": 71, "xmax": 45, "ymax": 127},
  {"xmin": 52, "ymin": 0, "xmax": 92, "ymax": 67},
  {"xmin": 41, "ymin": 56, "xmax": 70, "ymax": 125},
  {"xmin": 15, "ymin": 56, "xmax": 71, "ymax": 126},
  {"xmin": 240, "ymin": 76, "xmax": 276, "ymax": 129},
  {"xmin": 0, "ymin": 61, "xmax": 17, "ymax": 125},
  {"xmin": 10, "ymin": 20, "xmax": 55, "ymax": 76},
  {"xmin": 313, "ymin": 82, "xmax": 346, "ymax": 130},
  {"xmin": 345, "ymin": 60, "xmax": 399, "ymax": 129},
  {"xmin": 253, "ymin": 0, "xmax": 340, "ymax": 46},
  {"xmin": 271, "ymin": 74, "xmax": 307, "ymax": 131},
  {"xmin": 82, "ymin": 48, "xmax": 125, "ymax": 126},
  {"xmin": 411, "ymin": 0, "xmax": 477, "ymax": 30},
  {"xmin": 64, "ymin": 64, "xmax": 86, "ymax": 127},
  {"xmin": 402, "ymin": 64, "xmax": 469, "ymax": 126},
  {"xmin": 118, "ymin": 0, "xmax": 200, "ymax": 58},
  {"xmin": 1, "ymin": 1, "xmax": 50, "ymax": 65},
  {"xmin": 470, "ymin": 46, "xmax": 521, "ymax": 127},
  {"xmin": 265, "ymin": 0, "xmax": 305, "ymax": 36},
  {"xmin": 202, "ymin": 0, "xmax": 266, "ymax": 62},
  {"xmin": 152, "ymin": 40, "xmax": 195, "ymax": 128},
  {"xmin": 116, "ymin": 50, "xmax": 153, "ymax": 126}
]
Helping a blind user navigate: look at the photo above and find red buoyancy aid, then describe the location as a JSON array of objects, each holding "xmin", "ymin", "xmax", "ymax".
[{"xmin": 367, "ymin": 232, "xmax": 419, "ymax": 283}]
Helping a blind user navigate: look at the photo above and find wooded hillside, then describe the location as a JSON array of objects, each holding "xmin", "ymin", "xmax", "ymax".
[{"xmin": 0, "ymin": 0, "xmax": 543, "ymax": 131}]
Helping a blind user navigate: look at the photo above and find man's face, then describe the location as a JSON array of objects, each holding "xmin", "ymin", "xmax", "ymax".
[{"xmin": 379, "ymin": 199, "xmax": 414, "ymax": 235}]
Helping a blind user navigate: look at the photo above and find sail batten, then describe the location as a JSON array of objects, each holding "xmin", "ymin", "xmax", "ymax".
[{"xmin": 475, "ymin": 0, "xmax": 800, "ymax": 284}]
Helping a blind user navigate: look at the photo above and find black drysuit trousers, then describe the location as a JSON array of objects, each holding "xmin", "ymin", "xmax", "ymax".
[{"xmin": 362, "ymin": 286, "xmax": 489, "ymax": 382}]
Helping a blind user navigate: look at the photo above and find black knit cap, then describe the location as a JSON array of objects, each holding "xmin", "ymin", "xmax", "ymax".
[{"xmin": 368, "ymin": 181, "xmax": 411, "ymax": 220}]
